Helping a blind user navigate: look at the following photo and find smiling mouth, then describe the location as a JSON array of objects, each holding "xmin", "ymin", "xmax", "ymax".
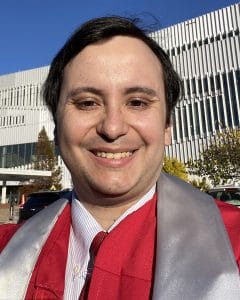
[{"xmin": 94, "ymin": 151, "xmax": 134, "ymax": 159}]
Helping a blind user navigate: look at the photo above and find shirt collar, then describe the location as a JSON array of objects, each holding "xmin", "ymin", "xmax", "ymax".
[{"xmin": 71, "ymin": 185, "xmax": 156, "ymax": 253}]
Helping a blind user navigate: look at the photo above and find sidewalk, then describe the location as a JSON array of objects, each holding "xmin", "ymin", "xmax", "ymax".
[{"xmin": 0, "ymin": 204, "xmax": 19, "ymax": 224}]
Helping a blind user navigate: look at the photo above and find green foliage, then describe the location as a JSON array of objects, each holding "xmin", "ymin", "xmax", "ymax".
[
  {"xmin": 189, "ymin": 177, "xmax": 211, "ymax": 192},
  {"xmin": 19, "ymin": 127, "xmax": 62, "ymax": 195},
  {"xmin": 188, "ymin": 128, "xmax": 240, "ymax": 186},
  {"xmin": 163, "ymin": 156, "xmax": 188, "ymax": 181}
]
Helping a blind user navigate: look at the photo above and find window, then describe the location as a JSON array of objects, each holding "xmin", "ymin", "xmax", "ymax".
[
  {"xmin": 206, "ymin": 98, "xmax": 213, "ymax": 133},
  {"xmin": 198, "ymin": 79, "xmax": 203, "ymax": 95},
  {"xmin": 194, "ymin": 102, "xmax": 200, "ymax": 135},
  {"xmin": 215, "ymin": 74, "xmax": 221, "ymax": 90},
  {"xmin": 203, "ymin": 77, "xmax": 208, "ymax": 94},
  {"xmin": 172, "ymin": 112, "xmax": 177, "ymax": 141},
  {"xmin": 200, "ymin": 101, "xmax": 206, "ymax": 135},
  {"xmin": 222, "ymin": 73, "xmax": 232, "ymax": 127},
  {"xmin": 212, "ymin": 97, "xmax": 219, "ymax": 130},
  {"xmin": 182, "ymin": 106, "xmax": 188, "ymax": 138},
  {"xmin": 188, "ymin": 104, "xmax": 194, "ymax": 137},
  {"xmin": 191, "ymin": 78, "xmax": 196, "ymax": 94},
  {"xmin": 228, "ymin": 71, "xmax": 239, "ymax": 126},
  {"xmin": 210, "ymin": 75, "xmax": 215, "ymax": 92},
  {"xmin": 186, "ymin": 79, "xmax": 191, "ymax": 96},
  {"xmin": 218, "ymin": 95, "xmax": 226, "ymax": 128}
]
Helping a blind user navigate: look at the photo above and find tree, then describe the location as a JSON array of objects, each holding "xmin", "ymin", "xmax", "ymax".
[
  {"xmin": 20, "ymin": 127, "xmax": 62, "ymax": 195},
  {"xmin": 188, "ymin": 128, "xmax": 240, "ymax": 186},
  {"xmin": 163, "ymin": 156, "xmax": 188, "ymax": 181},
  {"xmin": 188, "ymin": 177, "xmax": 211, "ymax": 192}
]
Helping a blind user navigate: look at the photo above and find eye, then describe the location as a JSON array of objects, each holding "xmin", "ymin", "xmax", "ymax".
[
  {"xmin": 127, "ymin": 98, "xmax": 149, "ymax": 109},
  {"xmin": 72, "ymin": 98, "xmax": 99, "ymax": 110}
]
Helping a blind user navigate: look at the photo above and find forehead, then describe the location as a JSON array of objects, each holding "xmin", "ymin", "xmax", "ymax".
[{"xmin": 63, "ymin": 36, "xmax": 164, "ymax": 87}]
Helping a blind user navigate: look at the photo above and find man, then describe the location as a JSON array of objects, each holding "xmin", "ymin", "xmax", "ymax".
[{"xmin": 0, "ymin": 16, "xmax": 240, "ymax": 299}]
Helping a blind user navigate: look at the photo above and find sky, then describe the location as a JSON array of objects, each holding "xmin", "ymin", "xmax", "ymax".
[{"xmin": 0, "ymin": 0, "xmax": 239, "ymax": 76}]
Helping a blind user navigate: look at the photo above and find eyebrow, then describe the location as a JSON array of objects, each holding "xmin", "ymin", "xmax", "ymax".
[
  {"xmin": 67, "ymin": 86, "xmax": 158, "ymax": 98},
  {"xmin": 124, "ymin": 86, "xmax": 158, "ymax": 97},
  {"xmin": 67, "ymin": 87, "xmax": 104, "ymax": 98}
]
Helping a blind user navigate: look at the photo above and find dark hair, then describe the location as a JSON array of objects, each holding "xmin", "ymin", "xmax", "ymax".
[{"xmin": 43, "ymin": 16, "xmax": 182, "ymax": 126}]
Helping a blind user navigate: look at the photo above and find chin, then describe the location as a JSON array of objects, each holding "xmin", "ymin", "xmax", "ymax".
[
  {"xmin": 97, "ymin": 185, "xmax": 131, "ymax": 196},
  {"xmin": 92, "ymin": 181, "xmax": 136, "ymax": 199}
]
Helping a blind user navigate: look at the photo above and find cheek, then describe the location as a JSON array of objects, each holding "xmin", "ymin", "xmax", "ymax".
[
  {"xmin": 132, "ymin": 113, "xmax": 166, "ymax": 146},
  {"xmin": 57, "ymin": 113, "xmax": 82, "ymax": 146},
  {"xmin": 58, "ymin": 107, "xmax": 86, "ymax": 133}
]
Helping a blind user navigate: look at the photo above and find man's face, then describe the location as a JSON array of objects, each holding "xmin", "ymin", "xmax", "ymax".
[{"xmin": 56, "ymin": 36, "xmax": 171, "ymax": 205}]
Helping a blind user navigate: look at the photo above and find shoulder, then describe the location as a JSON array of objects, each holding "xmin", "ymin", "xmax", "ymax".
[
  {"xmin": 0, "ymin": 224, "xmax": 21, "ymax": 252},
  {"xmin": 216, "ymin": 200, "xmax": 240, "ymax": 229},
  {"xmin": 215, "ymin": 200, "xmax": 240, "ymax": 268},
  {"xmin": 0, "ymin": 199, "xmax": 71, "ymax": 253}
]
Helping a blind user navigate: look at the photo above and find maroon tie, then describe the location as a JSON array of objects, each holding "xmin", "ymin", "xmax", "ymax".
[
  {"xmin": 90, "ymin": 231, "xmax": 108, "ymax": 257},
  {"xmin": 80, "ymin": 231, "xmax": 108, "ymax": 300}
]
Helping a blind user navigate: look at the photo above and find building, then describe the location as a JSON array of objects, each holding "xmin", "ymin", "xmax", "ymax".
[
  {"xmin": 150, "ymin": 3, "xmax": 240, "ymax": 162},
  {"xmin": 0, "ymin": 67, "xmax": 71, "ymax": 202},
  {"xmin": 0, "ymin": 3, "xmax": 239, "ymax": 202}
]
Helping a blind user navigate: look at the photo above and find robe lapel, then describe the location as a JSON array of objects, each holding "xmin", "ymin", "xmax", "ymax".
[
  {"xmin": 0, "ymin": 198, "xmax": 70, "ymax": 300},
  {"xmin": 26, "ymin": 203, "xmax": 71, "ymax": 299},
  {"xmin": 153, "ymin": 173, "xmax": 240, "ymax": 300}
]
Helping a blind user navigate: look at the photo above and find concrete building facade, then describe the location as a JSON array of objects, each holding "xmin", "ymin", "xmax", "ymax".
[{"xmin": 151, "ymin": 3, "xmax": 240, "ymax": 162}]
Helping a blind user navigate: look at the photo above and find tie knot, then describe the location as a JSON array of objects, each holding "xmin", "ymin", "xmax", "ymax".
[{"xmin": 90, "ymin": 231, "xmax": 108, "ymax": 257}]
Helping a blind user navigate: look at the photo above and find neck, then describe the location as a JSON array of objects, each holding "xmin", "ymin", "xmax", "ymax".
[
  {"xmin": 81, "ymin": 200, "xmax": 138, "ymax": 230},
  {"xmin": 73, "ymin": 183, "xmax": 155, "ymax": 230}
]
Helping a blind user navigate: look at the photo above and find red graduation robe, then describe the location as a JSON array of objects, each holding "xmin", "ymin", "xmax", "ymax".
[{"xmin": 0, "ymin": 197, "xmax": 239, "ymax": 299}]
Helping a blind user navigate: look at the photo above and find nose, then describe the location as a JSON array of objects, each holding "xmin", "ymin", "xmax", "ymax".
[{"xmin": 96, "ymin": 106, "xmax": 129, "ymax": 141}]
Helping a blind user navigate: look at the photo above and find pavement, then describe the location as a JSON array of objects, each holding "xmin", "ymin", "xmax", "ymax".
[{"xmin": 0, "ymin": 204, "xmax": 19, "ymax": 224}]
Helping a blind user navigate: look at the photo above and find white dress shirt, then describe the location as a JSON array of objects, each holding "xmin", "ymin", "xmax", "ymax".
[{"xmin": 63, "ymin": 186, "xmax": 155, "ymax": 300}]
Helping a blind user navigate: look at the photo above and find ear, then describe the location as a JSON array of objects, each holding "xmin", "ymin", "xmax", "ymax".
[{"xmin": 164, "ymin": 124, "xmax": 172, "ymax": 146}]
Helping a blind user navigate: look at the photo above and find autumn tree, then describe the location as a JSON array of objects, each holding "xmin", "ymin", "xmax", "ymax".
[
  {"xmin": 188, "ymin": 128, "xmax": 240, "ymax": 186},
  {"xmin": 163, "ymin": 156, "xmax": 188, "ymax": 181},
  {"xmin": 20, "ymin": 127, "xmax": 62, "ymax": 195},
  {"xmin": 188, "ymin": 177, "xmax": 211, "ymax": 192}
]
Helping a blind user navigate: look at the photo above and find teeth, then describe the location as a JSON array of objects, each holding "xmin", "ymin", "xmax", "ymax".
[{"xmin": 96, "ymin": 151, "xmax": 133, "ymax": 159}]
